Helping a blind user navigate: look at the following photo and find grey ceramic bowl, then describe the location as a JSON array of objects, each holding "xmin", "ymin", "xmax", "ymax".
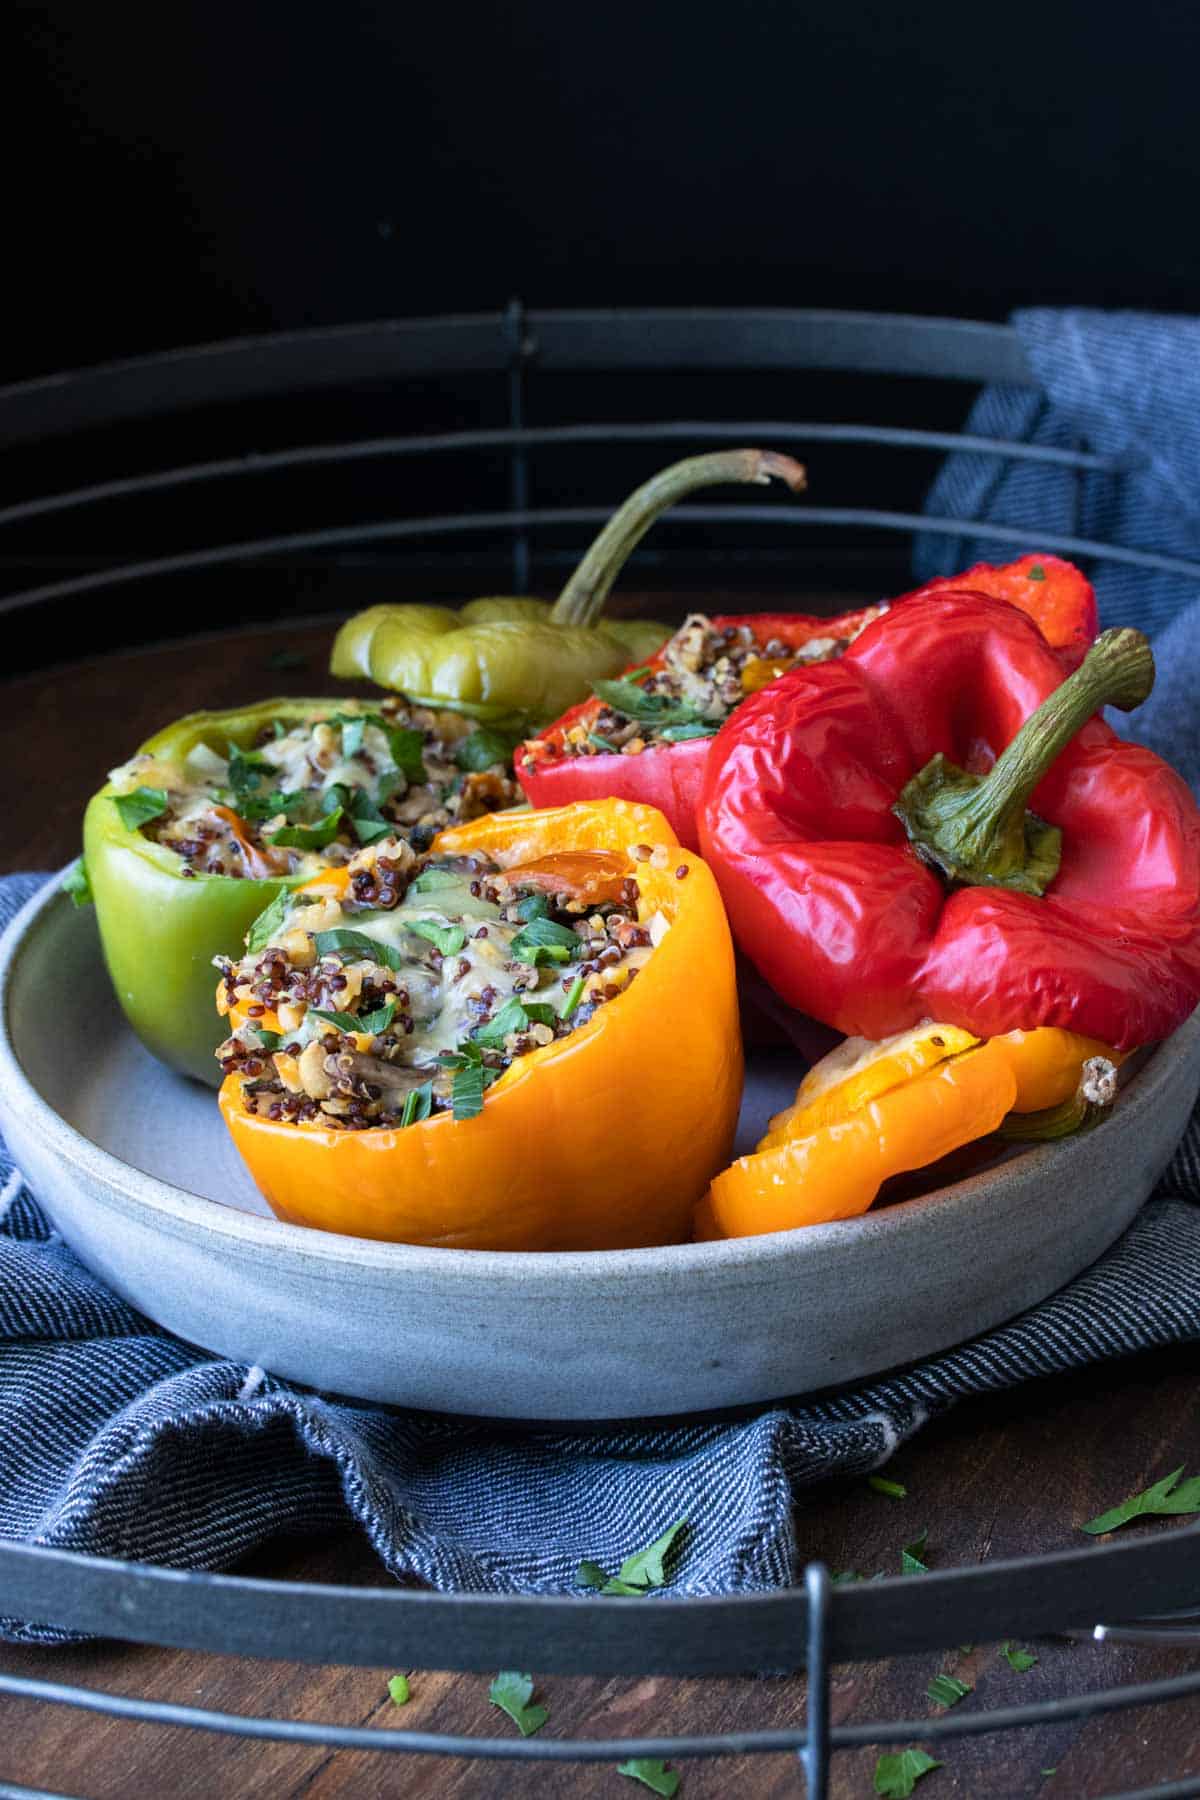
[{"xmin": 2, "ymin": 877, "xmax": 1197, "ymax": 1420}]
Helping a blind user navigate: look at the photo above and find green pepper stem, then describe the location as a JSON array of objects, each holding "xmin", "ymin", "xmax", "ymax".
[
  {"xmin": 997, "ymin": 1056, "xmax": 1119, "ymax": 1141},
  {"xmin": 549, "ymin": 450, "xmax": 807, "ymax": 628},
  {"xmin": 894, "ymin": 628, "xmax": 1155, "ymax": 896}
]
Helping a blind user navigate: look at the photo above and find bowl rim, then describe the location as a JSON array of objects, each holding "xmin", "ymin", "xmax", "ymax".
[{"xmin": 2, "ymin": 869, "xmax": 1193, "ymax": 1286}]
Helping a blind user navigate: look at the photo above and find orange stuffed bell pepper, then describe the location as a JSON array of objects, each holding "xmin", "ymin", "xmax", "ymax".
[
  {"xmin": 700, "ymin": 1022, "xmax": 1119, "ymax": 1239},
  {"xmin": 215, "ymin": 797, "xmax": 742, "ymax": 1250}
]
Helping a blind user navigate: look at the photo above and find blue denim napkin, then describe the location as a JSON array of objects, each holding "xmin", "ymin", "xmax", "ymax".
[{"xmin": 917, "ymin": 306, "xmax": 1200, "ymax": 787}]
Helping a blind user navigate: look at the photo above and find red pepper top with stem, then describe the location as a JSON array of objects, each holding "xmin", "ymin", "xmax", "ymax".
[{"xmin": 698, "ymin": 592, "xmax": 1200, "ymax": 1051}]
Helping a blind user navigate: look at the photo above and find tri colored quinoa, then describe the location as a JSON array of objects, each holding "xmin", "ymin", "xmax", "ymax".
[
  {"xmin": 214, "ymin": 837, "xmax": 668, "ymax": 1128},
  {"xmin": 107, "ymin": 702, "xmax": 519, "ymax": 879},
  {"xmin": 527, "ymin": 608, "xmax": 887, "ymax": 763}
]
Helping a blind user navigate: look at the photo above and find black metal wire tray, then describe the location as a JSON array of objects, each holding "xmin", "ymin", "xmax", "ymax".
[{"xmin": 2, "ymin": 304, "xmax": 1200, "ymax": 1799}]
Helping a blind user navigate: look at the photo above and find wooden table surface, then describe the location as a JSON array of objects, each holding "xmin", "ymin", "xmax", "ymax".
[{"xmin": 2, "ymin": 609, "xmax": 1200, "ymax": 1800}]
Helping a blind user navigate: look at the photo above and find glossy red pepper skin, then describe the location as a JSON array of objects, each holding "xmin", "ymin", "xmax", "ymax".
[
  {"xmin": 901, "ymin": 552, "xmax": 1098, "ymax": 671},
  {"xmin": 515, "ymin": 606, "xmax": 884, "ymax": 851},
  {"xmin": 516, "ymin": 559, "xmax": 1098, "ymax": 849},
  {"xmin": 698, "ymin": 592, "xmax": 1200, "ymax": 1052}
]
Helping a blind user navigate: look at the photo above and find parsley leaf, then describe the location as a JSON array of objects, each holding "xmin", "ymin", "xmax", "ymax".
[
  {"xmin": 451, "ymin": 1060, "xmax": 487, "ymax": 1120},
  {"xmin": 1080, "ymin": 1467, "xmax": 1200, "ymax": 1535},
  {"xmin": 251, "ymin": 1027, "xmax": 282, "ymax": 1052},
  {"xmin": 588, "ymin": 731, "xmax": 621, "ymax": 754},
  {"xmin": 901, "ymin": 1530, "xmax": 929, "ymax": 1575},
  {"xmin": 487, "ymin": 1671, "xmax": 547, "ymax": 1737},
  {"xmin": 455, "ymin": 727, "xmax": 517, "ymax": 772},
  {"xmin": 513, "ymin": 892, "xmax": 551, "ymax": 922},
  {"xmin": 400, "ymin": 1081, "xmax": 433, "ymax": 1128},
  {"xmin": 410, "ymin": 867, "xmax": 463, "ymax": 893},
  {"xmin": 473, "ymin": 996, "xmax": 557, "ymax": 1048},
  {"xmin": 592, "ymin": 678, "xmax": 704, "ymax": 728},
  {"xmin": 560, "ymin": 975, "xmax": 587, "ymax": 1018},
  {"xmin": 113, "ymin": 786, "xmax": 169, "ymax": 831},
  {"xmin": 357, "ymin": 1000, "xmax": 397, "ymax": 1036},
  {"xmin": 61, "ymin": 859, "xmax": 92, "ymax": 908},
  {"xmin": 227, "ymin": 744, "xmax": 271, "ymax": 799},
  {"xmin": 1027, "ymin": 563, "xmax": 1047, "ymax": 581},
  {"xmin": 576, "ymin": 1521, "xmax": 687, "ymax": 1596},
  {"xmin": 314, "ymin": 928, "xmax": 406, "ymax": 972},
  {"xmin": 407, "ymin": 919, "xmax": 468, "ymax": 957},
  {"xmin": 657, "ymin": 723, "xmax": 717, "ymax": 743},
  {"xmin": 337, "ymin": 715, "xmax": 367, "ymax": 758},
  {"xmin": 618, "ymin": 1760, "xmax": 680, "ymax": 1797},
  {"xmin": 874, "ymin": 1749, "xmax": 942, "ymax": 1797},
  {"xmin": 351, "ymin": 813, "xmax": 394, "ymax": 847},
  {"xmin": 927, "ymin": 1674, "xmax": 970, "ymax": 1708},
  {"xmin": 383, "ymin": 724, "xmax": 427, "ymax": 784},
  {"xmin": 268, "ymin": 806, "xmax": 344, "ymax": 851},
  {"xmin": 1000, "ymin": 1641, "xmax": 1038, "ymax": 1673},
  {"xmin": 868, "ymin": 1475, "xmax": 907, "ymax": 1499},
  {"xmin": 509, "ymin": 916, "xmax": 580, "ymax": 966},
  {"xmin": 387, "ymin": 1673, "xmax": 410, "ymax": 1705},
  {"xmin": 246, "ymin": 888, "xmax": 292, "ymax": 953},
  {"xmin": 309, "ymin": 1008, "xmax": 362, "ymax": 1033}
]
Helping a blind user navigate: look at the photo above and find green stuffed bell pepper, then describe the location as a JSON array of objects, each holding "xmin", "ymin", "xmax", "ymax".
[
  {"xmin": 331, "ymin": 449, "xmax": 808, "ymax": 726},
  {"xmin": 82, "ymin": 695, "xmax": 521, "ymax": 1084}
]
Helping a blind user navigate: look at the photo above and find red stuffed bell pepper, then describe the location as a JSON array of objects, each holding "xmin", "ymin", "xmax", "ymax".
[
  {"xmin": 516, "ymin": 555, "xmax": 1098, "ymax": 850},
  {"xmin": 698, "ymin": 592, "xmax": 1200, "ymax": 1052}
]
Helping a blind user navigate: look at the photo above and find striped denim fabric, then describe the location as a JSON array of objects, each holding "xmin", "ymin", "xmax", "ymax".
[
  {"xmin": 2, "ymin": 867, "xmax": 1199, "ymax": 1640},
  {"xmin": 915, "ymin": 308, "xmax": 1200, "ymax": 626}
]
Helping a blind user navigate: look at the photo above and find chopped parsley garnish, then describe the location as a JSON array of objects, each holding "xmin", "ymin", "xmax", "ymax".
[
  {"xmin": 251, "ymin": 1027, "xmax": 283, "ymax": 1052},
  {"xmin": 246, "ymin": 889, "xmax": 292, "ymax": 952},
  {"xmin": 926, "ymin": 1674, "xmax": 970, "ymax": 1708},
  {"xmin": 268, "ymin": 806, "xmax": 344, "ymax": 850},
  {"xmin": 407, "ymin": 919, "xmax": 468, "ymax": 958},
  {"xmin": 487, "ymin": 1671, "xmax": 547, "ymax": 1737},
  {"xmin": 868, "ymin": 1475, "xmax": 907, "ymax": 1499},
  {"xmin": 1027, "ymin": 563, "xmax": 1047, "ymax": 581},
  {"xmin": 592, "ymin": 678, "xmax": 706, "ymax": 729},
  {"xmin": 227, "ymin": 744, "xmax": 271, "ymax": 798},
  {"xmin": 874, "ymin": 1749, "xmax": 942, "ymax": 1796},
  {"xmin": 400, "ymin": 1082, "xmax": 434, "ymax": 1128},
  {"xmin": 576, "ymin": 1520, "xmax": 687, "ymax": 1596},
  {"xmin": 901, "ymin": 1530, "xmax": 929, "ymax": 1574},
  {"xmin": 509, "ymin": 916, "xmax": 580, "ymax": 966},
  {"xmin": 357, "ymin": 1000, "xmax": 397, "ymax": 1036},
  {"xmin": 387, "ymin": 1673, "xmax": 410, "ymax": 1706},
  {"xmin": 410, "ymin": 867, "xmax": 463, "ymax": 894},
  {"xmin": 439, "ymin": 1044, "xmax": 501, "ymax": 1121},
  {"xmin": 383, "ymin": 723, "xmax": 427, "ymax": 784},
  {"xmin": 617, "ymin": 1761, "xmax": 680, "ymax": 1797},
  {"xmin": 473, "ymin": 996, "xmax": 557, "ymax": 1047},
  {"xmin": 588, "ymin": 731, "xmax": 621, "ymax": 754},
  {"xmin": 1000, "ymin": 1641, "xmax": 1038, "ymax": 1672},
  {"xmin": 336, "ymin": 715, "xmax": 367, "ymax": 758},
  {"xmin": 657, "ymin": 722, "xmax": 718, "ymax": 743},
  {"xmin": 350, "ymin": 812, "xmax": 394, "ymax": 847},
  {"xmin": 113, "ymin": 786, "xmax": 169, "ymax": 831},
  {"xmin": 513, "ymin": 892, "xmax": 552, "ymax": 922},
  {"xmin": 309, "ymin": 1008, "xmax": 362, "ymax": 1034},
  {"xmin": 560, "ymin": 975, "xmax": 587, "ymax": 1018},
  {"xmin": 313, "ymin": 928, "xmax": 406, "ymax": 972},
  {"xmin": 61, "ymin": 859, "xmax": 92, "ymax": 908},
  {"xmin": 1080, "ymin": 1467, "xmax": 1200, "ymax": 1535},
  {"xmin": 455, "ymin": 727, "xmax": 517, "ymax": 772}
]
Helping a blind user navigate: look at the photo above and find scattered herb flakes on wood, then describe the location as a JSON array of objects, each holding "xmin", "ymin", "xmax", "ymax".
[
  {"xmin": 386, "ymin": 1674, "xmax": 410, "ymax": 1706},
  {"xmin": 926, "ymin": 1673, "xmax": 971, "ymax": 1709},
  {"xmin": 487, "ymin": 1670, "xmax": 548, "ymax": 1736},
  {"xmin": 618, "ymin": 1759, "xmax": 681, "ymax": 1796},
  {"xmin": 874, "ymin": 1748, "xmax": 943, "ymax": 1796},
  {"xmin": 576, "ymin": 1520, "xmax": 688, "ymax": 1596},
  {"xmin": 868, "ymin": 1474, "xmax": 907, "ymax": 1499},
  {"xmin": 1000, "ymin": 1640, "xmax": 1039, "ymax": 1672},
  {"xmin": 1080, "ymin": 1467, "xmax": 1200, "ymax": 1534},
  {"xmin": 901, "ymin": 1529, "xmax": 929, "ymax": 1574}
]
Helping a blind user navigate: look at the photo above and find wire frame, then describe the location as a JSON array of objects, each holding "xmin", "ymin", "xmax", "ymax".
[{"xmin": 2, "ymin": 304, "xmax": 1199, "ymax": 1798}]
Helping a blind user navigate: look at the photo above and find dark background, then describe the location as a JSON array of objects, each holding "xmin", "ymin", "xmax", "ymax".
[{"xmin": 1, "ymin": 0, "xmax": 1197, "ymax": 659}]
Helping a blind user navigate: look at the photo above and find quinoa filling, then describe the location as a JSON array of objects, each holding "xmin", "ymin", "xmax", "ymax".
[
  {"xmin": 214, "ymin": 837, "xmax": 668, "ymax": 1129},
  {"xmin": 108, "ymin": 702, "xmax": 519, "ymax": 880},
  {"xmin": 527, "ymin": 608, "xmax": 887, "ymax": 762}
]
